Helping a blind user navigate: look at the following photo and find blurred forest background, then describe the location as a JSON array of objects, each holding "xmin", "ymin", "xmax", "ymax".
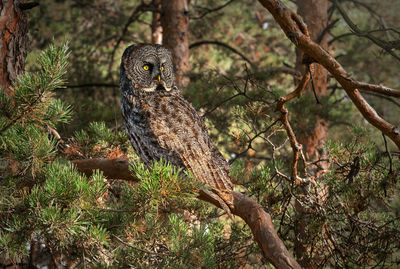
[{"xmin": 1, "ymin": 0, "xmax": 400, "ymax": 268}]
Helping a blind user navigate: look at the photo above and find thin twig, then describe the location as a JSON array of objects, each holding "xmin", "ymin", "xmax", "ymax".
[
  {"xmin": 191, "ymin": 0, "xmax": 236, "ymax": 20},
  {"xmin": 98, "ymin": 208, "xmax": 136, "ymax": 213},
  {"xmin": 381, "ymin": 133, "xmax": 393, "ymax": 174},
  {"xmin": 113, "ymin": 235, "xmax": 167, "ymax": 256},
  {"xmin": 229, "ymin": 119, "xmax": 279, "ymax": 164},
  {"xmin": 332, "ymin": 0, "xmax": 400, "ymax": 62},
  {"xmin": 308, "ymin": 64, "xmax": 321, "ymax": 104},
  {"xmin": 107, "ymin": 3, "xmax": 152, "ymax": 77},
  {"xmin": 189, "ymin": 40, "xmax": 252, "ymax": 65}
]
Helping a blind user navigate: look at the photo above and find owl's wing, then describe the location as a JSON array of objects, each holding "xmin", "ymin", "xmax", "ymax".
[{"xmin": 147, "ymin": 94, "xmax": 233, "ymax": 191}]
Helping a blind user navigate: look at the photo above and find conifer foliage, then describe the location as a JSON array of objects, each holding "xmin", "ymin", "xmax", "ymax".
[{"xmin": 0, "ymin": 43, "xmax": 250, "ymax": 268}]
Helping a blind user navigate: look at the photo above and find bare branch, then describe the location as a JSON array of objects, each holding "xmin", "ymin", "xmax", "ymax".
[
  {"xmin": 362, "ymin": 92, "xmax": 400, "ymax": 108},
  {"xmin": 257, "ymin": 0, "xmax": 400, "ymax": 149},
  {"xmin": 189, "ymin": 40, "xmax": 253, "ymax": 65},
  {"xmin": 229, "ymin": 119, "xmax": 279, "ymax": 165},
  {"xmin": 332, "ymin": 0, "xmax": 400, "ymax": 62},
  {"xmin": 353, "ymin": 81, "xmax": 400, "ymax": 98},
  {"xmin": 191, "ymin": 0, "xmax": 236, "ymax": 20},
  {"xmin": 316, "ymin": 18, "xmax": 339, "ymax": 44},
  {"xmin": 266, "ymin": 66, "xmax": 300, "ymax": 77}
]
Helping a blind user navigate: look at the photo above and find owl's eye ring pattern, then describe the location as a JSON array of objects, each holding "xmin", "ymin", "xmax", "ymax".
[{"xmin": 123, "ymin": 44, "xmax": 175, "ymax": 90}]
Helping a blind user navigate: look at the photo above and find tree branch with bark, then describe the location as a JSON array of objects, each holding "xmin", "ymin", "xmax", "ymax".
[{"xmin": 257, "ymin": 0, "xmax": 400, "ymax": 150}]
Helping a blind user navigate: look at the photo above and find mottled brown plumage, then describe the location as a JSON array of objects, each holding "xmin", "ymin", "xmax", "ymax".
[{"xmin": 120, "ymin": 44, "xmax": 233, "ymax": 210}]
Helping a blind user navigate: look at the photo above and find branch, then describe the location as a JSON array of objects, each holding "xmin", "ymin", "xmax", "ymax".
[
  {"xmin": 229, "ymin": 119, "xmax": 279, "ymax": 165},
  {"xmin": 189, "ymin": 40, "xmax": 253, "ymax": 65},
  {"xmin": 331, "ymin": 0, "xmax": 400, "ymax": 62},
  {"xmin": 276, "ymin": 70, "xmax": 310, "ymax": 183},
  {"xmin": 72, "ymin": 158, "xmax": 301, "ymax": 269},
  {"xmin": 267, "ymin": 66, "xmax": 301, "ymax": 77},
  {"xmin": 353, "ymin": 81, "xmax": 400, "ymax": 98},
  {"xmin": 191, "ymin": 0, "xmax": 236, "ymax": 20},
  {"xmin": 257, "ymin": 0, "xmax": 400, "ymax": 150},
  {"xmin": 112, "ymin": 235, "xmax": 167, "ymax": 256},
  {"xmin": 72, "ymin": 158, "xmax": 136, "ymax": 182},
  {"xmin": 107, "ymin": 3, "xmax": 152, "ymax": 76},
  {"xmin": 316, "ymin": 18, "xmax": 339, "ymax": 44},
  {"xmin": 65, "ymin": 83, "xmax": 119, "ymax": 89},
  {"xmin": 362, "ymin": 92, "xmax": 400, "ymax": 108}
]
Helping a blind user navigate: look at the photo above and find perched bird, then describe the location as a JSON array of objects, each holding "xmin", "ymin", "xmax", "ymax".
[{"xmin": 120, "ymin": 44, "xmax": 233, "ymax": 213}]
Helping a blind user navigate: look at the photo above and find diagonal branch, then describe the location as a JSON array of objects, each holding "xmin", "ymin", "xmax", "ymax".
[
  {"xmin": 72, "ymin": 158, "xmax": 301, "ymax": 269},
  {"xmin": 257, "ymin": 0, "xmax": 400, "ymax": 150}
]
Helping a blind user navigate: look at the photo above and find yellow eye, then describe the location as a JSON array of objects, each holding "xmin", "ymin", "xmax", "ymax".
[
  {"xmin": 161, "ymin": 65, "xmax": 165, "ymax": 71},
  {"xmin": 143, "ymin": 65, "xmax": 149, "ymax": 71}
]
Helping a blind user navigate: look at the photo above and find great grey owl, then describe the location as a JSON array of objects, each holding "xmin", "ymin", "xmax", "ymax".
[{"xmin": 120, "ymin": 44, "xmax": 233, "ymax": 212}]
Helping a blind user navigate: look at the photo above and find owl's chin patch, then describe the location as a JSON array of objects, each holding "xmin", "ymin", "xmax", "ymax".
[
  {"xmin": 156, "ymin": 84, "xmax": 173, "ymax": 92},
  {"xmin": 141, "ymin": 86, "xmax": 157, "ymax": 92},
  {"xmin": 141, "ymin": 84, "xmax": 172, "ymax": 92}
]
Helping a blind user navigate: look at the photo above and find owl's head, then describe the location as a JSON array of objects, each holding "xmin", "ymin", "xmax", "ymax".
[{"xmin": 121, "ymin": 44, "xmax": 175, "ymax": 93}]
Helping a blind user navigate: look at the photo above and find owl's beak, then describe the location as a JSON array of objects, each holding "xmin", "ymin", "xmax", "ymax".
[{"xmin": 152, "ymin": 69, "xmax": 162, "ymax": 84}]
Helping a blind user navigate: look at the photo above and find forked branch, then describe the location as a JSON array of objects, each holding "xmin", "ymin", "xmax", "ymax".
[
  {"xmin": 258, "ymin": 0, "xmax": 400, "ymax": 149},
  {"xmin": 276, "ymin": 70, "xmax": 311, "ymax": 184}
]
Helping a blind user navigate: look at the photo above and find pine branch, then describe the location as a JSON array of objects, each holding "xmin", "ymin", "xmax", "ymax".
[
  {"xmin": 0, "ymin": 42, "xmax": 70, "ymax": 135},
  {"xmin": 72, "ymin": 157, "xmax": 301, "ymax": 269}
]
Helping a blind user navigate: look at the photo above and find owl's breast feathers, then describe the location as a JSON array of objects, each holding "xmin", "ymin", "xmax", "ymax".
[{"xmin": 123, "ymin": 89, "xmax": 233, "ymax": 192}]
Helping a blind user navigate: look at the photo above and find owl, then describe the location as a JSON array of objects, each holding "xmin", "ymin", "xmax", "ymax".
[{"xmin": 120, "ymin": 44, "xmax": 233, "ymax": 212}]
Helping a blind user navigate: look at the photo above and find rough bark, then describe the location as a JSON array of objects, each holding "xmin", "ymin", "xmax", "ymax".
[
  {"xmin": 0, "ymin": 0, "xmax": 29, "ymax": 95},
  {"xmin": 257, "ymin": 0, "xmax": 400, "ymax": 150},
  {"xmin": 72, "ymin": 158, "xmax": 136, "ymax": 181},
  {"xmin": 72, "ymin": 158, "xmax": 301, "ymax": 269},
  {"xmin": 151, "ymin": 0, "xmax": 162, "ymax": 45},
  {"xmin": 0, "ymin": 2, "xmax": 30, "ymax": 267},
  {"xmin": 161, "ymin": 0, "xmax": 190, "ymax": 87},
  {"xmin": 295, "ymin": 0, "xmax": 329, "ymax": 161}
]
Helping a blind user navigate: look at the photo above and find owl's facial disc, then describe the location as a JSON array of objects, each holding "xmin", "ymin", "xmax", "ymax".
[{"xmin": 126, "ymin": 44, "xmax": 175, "ymax": 92}]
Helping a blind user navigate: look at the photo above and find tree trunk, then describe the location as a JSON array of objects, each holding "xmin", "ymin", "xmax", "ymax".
[
  {"xmin": 161, "ymin": 0, "xmax": 190, "ymax": 87},
  {"xmin": 294, "ymin": 1, "xmax": 330, "ymax": 268},
  {"xmin": 0, "ymin": 0, "xmax": 29, "ymax": 96},
  {"xmin": 151, "ymin": 0, "xmax": 162, "ymax": 45},
  {"xmin": 0, "ymin": 1, "xmax": 29, "ymax": 267},
  {"xmin": 295, "ymin": 0, "xmax": 330, "ymax": 161}
]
